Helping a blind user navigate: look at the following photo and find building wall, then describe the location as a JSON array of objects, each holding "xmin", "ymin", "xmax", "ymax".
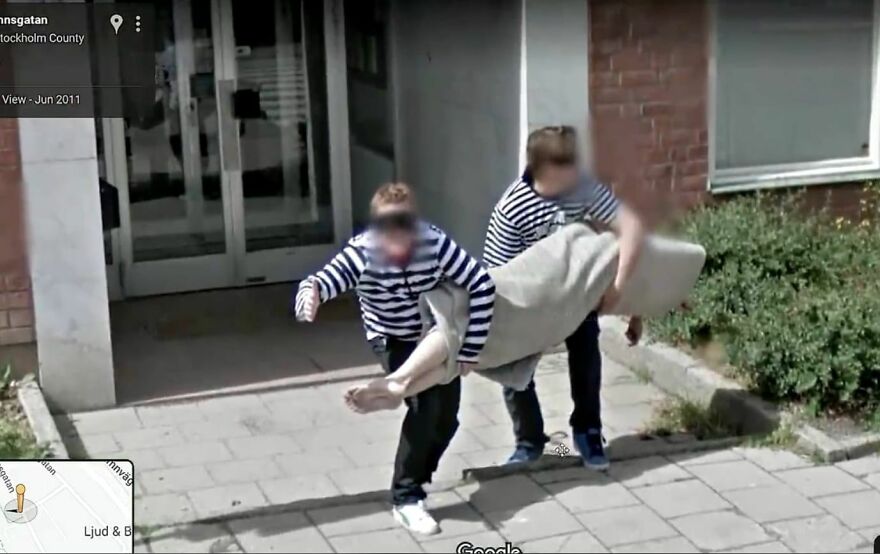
[
  {"xmin": 525, "ymin": 0, "xmax": 590, "ymax": 155},
  {"xmin": 588, "ymin": 0, "xmax": 709, "ymax": 225},
  {"xmin": 392, "ymin": 0, "xmax": 521, "ymax": 255},
  {"xmin": 0, "ymin": 119, "xmax": 35, "ymax": 350},
  {"xmin": 588, "ymin": 0, "xmax": 872, "ymax": 223}
]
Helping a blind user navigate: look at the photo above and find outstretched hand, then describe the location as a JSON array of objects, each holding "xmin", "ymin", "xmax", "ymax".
[{"xmin": 625, "ymin": 316, "xmax": 643, "ymax": 346}]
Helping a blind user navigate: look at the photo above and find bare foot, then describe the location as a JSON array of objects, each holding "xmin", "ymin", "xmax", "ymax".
[{"xmin": 344, "ymin": 378, "xmax": 405, "ymax": 413}]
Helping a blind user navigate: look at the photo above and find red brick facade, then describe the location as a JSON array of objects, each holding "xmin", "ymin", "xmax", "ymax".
[
  {"xmin": 589, "ymin": 0, "xmax": 709, "ymax": 225},
  {"xmin": 588, "ymin": 0, "xmax": 872, "ymax": 223},
  {"xmin": 0, "ymin": 118, "xmax": 34, "ymax": 347}
]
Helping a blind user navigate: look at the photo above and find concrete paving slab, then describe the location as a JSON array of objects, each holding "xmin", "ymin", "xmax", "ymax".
[
  {"xmin": 457, "ymin": 475, "xmax": 549, "ymax": 514},
  {"xmin": 633, "ymin": 479, "xmax": 731, "ymax": 518},
  {"xmin": 224, "ymin": 434, "xmax": 303, "ymax": 458},
  {"xmin": 724, "ymin": 541, "xmax": 792, "ymax": 553},
  {"xmin": 769, "ymin": 514, "xmax": 865, "ymax": 553},
  {"xmin": 671, "ymin": 511, "xmax": 769, "ymax": 551},
  {"xmin": 148, "ymin": 524, "xmax": 240, "ymax": 553},
  {"xmin": 734, "ymin": 447, "xmax": 812, "ymax": 472},
  {"xmin": 187, "ymin": 483, "xmax": 269, "ymax": 519},
  {"xmin": 816, "ymin": 490, "xmax": 880, "ymax": 529},
  {"xmin": 60, "ymin": 408, "xmax": 142, "ymax": 435},
  {"xmin": 579, "ymin": 505, "xmax": 677, "ymax": 546},
  {"xmin": 607, "ymin": 455, "xmax": 691, "ymax": 488},
  {"xmin": 228, "ymin": 512, "xmax": 334, "ymax": 553},
  {"xmin": 686, "ymin": 460, "xmax": 778, "ymax": 492},
  {"xmin": 546, "ymin": 477, "xmax": 641, "ymax": 514},
  {"xmin": 484, "ymin": 499, "xmax": 584, "ymax": 542},
  {"xmin": 668, "ymin": 448, "xmax": 742, "ymax": 466},
  {"xmin": 521, "ymin": 530, "xmax": 608, "ymax": 553},
  {"xmin": 836, "ymin": 455, "xmax": 880, "ymax": 478},
  {"xmin": 611, "ymin": 536, "xmax": 699, "ymax": 553},
  {"xmin": 775, "ymin": 466, "xmax": 870, "ymax": 498},
  {"xmin": 722, "ymin": 485, "xmax": 823, "ymax": 523},
  {"xmin": 135, "ymin": 493, "xmax": 198, "ymax": 527},
  {"xmin": 307, "ymin": 501, "xmax": 396, "ymax": 538},
  {"xmin": 158, "ymin": 440, "xmax": 234, "ymax": 467},
  {"xmin": 207, "ymin": 458, "xmax": 284, "ymax": 485},
  {"xmin": 421, "ymin": 531, "xmax": 508, "ymax": 553},
  {"xmin": 141, "ymin": 466, "xmax": 216, "ymax": 495},
  {"xmin": 328, "ymin": 528, "xmax": 422, "ymax": 553},
  {"xmin": 258, "ymin": 474, "xmax": 342, "ymax": 505}
]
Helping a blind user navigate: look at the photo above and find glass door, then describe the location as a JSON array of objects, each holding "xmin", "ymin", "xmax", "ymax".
[
  {"xmin": 103, "ymin": 0, "xmax": 350, "ymax": 297},
  {"xmin": 110, "ymin": 0, "xmax": 236, "ymax": 296},
  {"xmin": 216, "ymin": 0, "xmax": 351, "ymax": 285}
]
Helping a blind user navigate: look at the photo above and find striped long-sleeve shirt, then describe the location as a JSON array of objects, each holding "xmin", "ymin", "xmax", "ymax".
[
  {"xmin": 295, "ymin": 222, "xmax": 495, "ymax": 363},
  {"xmin": 483, "ymin": 171, "xmax": 620, "ymax": 268}
]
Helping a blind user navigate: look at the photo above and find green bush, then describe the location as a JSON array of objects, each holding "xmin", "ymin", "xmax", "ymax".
[{"xmin": 654, "ymin": 190, "xmax": 880, "ymax": 419}]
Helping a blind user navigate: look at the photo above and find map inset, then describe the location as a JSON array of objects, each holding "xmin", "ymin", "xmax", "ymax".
[{"xmin": 0, "ymin": 460, "xmax": 134, "ymax": 553}]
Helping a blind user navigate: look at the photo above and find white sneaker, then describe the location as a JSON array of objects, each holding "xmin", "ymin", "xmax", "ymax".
[{"xmin": 392, "ymin": 500, "xmax": 440, "ymax": 535}]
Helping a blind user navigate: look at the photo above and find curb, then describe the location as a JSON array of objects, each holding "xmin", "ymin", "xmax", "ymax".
[
  {"xmin": 598, "ymin": 316, "xmax": 880, "ymax": 462},
  {"xmin": 16, "ymin": 374, "xmax": 69, "ymax": 458},
  {"xmin": 792, "ymin": 422, "xmax": 880, "ymax": 463}
]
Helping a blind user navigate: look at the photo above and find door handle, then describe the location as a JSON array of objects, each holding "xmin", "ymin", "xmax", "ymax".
[{"xmin": 218, "ymin": 79, "xmax": 241, "ymax": 172}]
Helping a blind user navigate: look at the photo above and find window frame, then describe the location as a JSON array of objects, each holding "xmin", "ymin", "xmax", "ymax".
[{"xmin": 708, "ymin": 0, "xmax": 880, "ymax": 194}]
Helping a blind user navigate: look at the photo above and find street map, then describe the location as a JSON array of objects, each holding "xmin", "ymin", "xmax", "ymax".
[{"xmin": 0, "ymin": 460, "xmax": 133, "ymax": 553}]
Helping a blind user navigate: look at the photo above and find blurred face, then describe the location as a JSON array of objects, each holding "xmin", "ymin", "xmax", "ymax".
[
  {"xmin": 533, "ymin": 162, "xmax": 579, "ymax": 197},
  {"xmin": 371, "ymin": 204, "xmax": 418, "ymax": 264}
]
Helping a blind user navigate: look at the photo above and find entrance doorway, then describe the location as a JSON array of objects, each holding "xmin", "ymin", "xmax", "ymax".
[{"xmin": 101, "ymin": 0, "xmax": 350, "ymax": 298}]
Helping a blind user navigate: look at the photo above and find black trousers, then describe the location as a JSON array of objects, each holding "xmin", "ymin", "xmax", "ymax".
[
  {"xmin": 503, "ymin": 311, "xmax": 602, "ymax": 450},
  {"xmin": 370, "ymin": 337, "xmax": 461, "ymax": 505}
]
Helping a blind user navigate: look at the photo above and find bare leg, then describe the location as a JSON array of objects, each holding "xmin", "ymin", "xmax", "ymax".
[{"xmin": 346, "ymin": 332, "xmax": 451, "ymax": 413}]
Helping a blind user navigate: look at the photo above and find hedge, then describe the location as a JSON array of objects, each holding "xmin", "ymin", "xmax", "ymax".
[{"xmin": 653, "ymin": 190, "xmax": 880, "ymax": 421}]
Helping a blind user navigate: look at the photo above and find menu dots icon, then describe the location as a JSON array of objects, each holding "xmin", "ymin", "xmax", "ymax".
[{"xmin": 136, "ymin": 15, "xmax": 141, "ymax": 33}]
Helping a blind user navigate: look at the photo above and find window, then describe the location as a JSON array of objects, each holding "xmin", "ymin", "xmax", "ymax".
[{"xmin": 711, "ymin": 0, "xmax": 879, "ymax": 191}]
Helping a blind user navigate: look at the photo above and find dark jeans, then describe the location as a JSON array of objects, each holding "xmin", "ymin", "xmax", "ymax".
[
  {"xmin": 503, "ymin": 312, "xmax": 602, "ymax": 450},
  {"xmin": 370, "ymin": 336, "xmax": 461, "ymax": 505}
]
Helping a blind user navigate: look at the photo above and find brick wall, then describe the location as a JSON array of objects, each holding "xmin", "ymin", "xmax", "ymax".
[
  {"xmin": 589, "ymin": 0, "xmax": 709, "ymax": 225},
  {"xmin": 0, "ymin": 118, "xmax": 34, "ymax": 347},
  {"xmin": 588, "ymin": 0, "xmax": 872, "ymax": 223}
]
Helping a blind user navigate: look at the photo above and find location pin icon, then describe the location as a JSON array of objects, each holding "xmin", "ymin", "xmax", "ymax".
[
  {"xmin": 110, "ymin": 13, "xmax": 123, "ymax": 35},
  {"xmin": 15, "ymin": 484, "xmax": 25, "ymax": 514}
]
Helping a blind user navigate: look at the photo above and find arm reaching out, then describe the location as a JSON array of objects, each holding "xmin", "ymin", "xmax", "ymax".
[
  {"xmin": 599, "ymin": 203, "xmax": 646, "ymax": 313},
  {"xmin": 437, "ymin": 232, "xmax": 496, "ymax": 364},
  {"xmin": 581, "ymin": 178, "xmax": 645, "ymax": 313},
  {"xmin": 293, "ymin": 241, "xmax": 366, "ymax": 322}
]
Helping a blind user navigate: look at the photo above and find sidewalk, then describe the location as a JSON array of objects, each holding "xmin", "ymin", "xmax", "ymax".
[
  {"xmin": 55, "ymin": 352, "xmax": 880, "ymax": 552},
  {"xmin": 135, "ymin": 448, "xmax": 880, "ymax": 553},
  {"xmin": 58, "ymin": 353, "xmax": 667, "ymax": 523}
]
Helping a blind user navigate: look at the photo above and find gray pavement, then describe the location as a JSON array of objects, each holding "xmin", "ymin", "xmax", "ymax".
[
  {"xmin": 124, "ymin": 447, "xmax": 880, "ymax": 553},
  {"xmin": 133, "ymin": 448, "xmax": 880, "ymax": 553},
  {"xmin": 55, "ymin": 351, "xmax": 880, "ymax": 552}
]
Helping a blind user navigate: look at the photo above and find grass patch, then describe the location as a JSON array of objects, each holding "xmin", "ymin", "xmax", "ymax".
[
  {"xmin": 743, "ymin": 423, "xmax": 799, "ymax": 450},
  {"xmin": 644, "ymin": 397, "xmax": 739, "ymax": 441},
  {"xmin": 0, "ymin": 364, "xmax": 50, "ymax": 459}
]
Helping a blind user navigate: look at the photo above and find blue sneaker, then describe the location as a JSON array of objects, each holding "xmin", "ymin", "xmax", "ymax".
[
  {"xmin": 573, "ymin": 429, "xmax": 609, "ymax": 471},
  {"xmin": 505, "ymin": 444, "xmax": 543, "ymax": 465}
]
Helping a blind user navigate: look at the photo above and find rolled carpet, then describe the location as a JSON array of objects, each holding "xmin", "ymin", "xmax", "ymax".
[{"xmin": 419, "ymin": 222, "xmax": 705, "ymax": 389}]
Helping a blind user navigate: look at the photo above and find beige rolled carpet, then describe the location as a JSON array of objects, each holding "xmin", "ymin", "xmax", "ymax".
[{"xmin": 419, "ymin": 222, "xmax": 705, "ymax": 389}]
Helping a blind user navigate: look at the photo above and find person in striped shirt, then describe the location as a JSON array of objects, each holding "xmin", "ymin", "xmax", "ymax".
[
  {"xmin": 484, "ymin": 125, "xmax": 645, "ymax": 471},
  {"xmin": 294, "ymin": 182, "xmax": 495, "ymax": 535}
]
